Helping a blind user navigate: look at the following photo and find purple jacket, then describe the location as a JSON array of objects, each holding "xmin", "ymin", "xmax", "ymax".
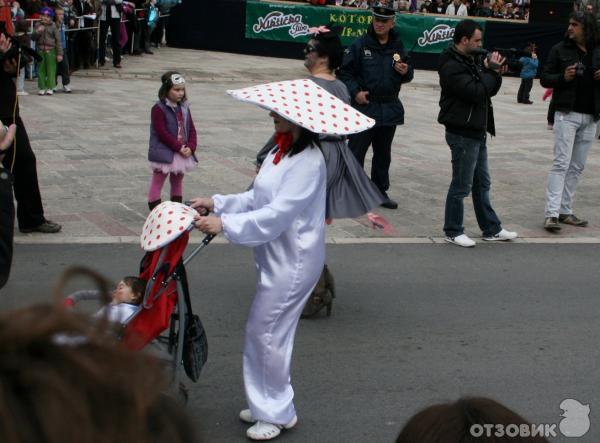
[{"xmin": 148, "ymin": 100, "xmax": 197, "ymax": 163}]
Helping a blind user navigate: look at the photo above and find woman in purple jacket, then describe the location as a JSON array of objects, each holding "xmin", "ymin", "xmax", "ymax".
[{"xmin": 147, "ymin": 71, "xmax": 198, "ymax": 211}]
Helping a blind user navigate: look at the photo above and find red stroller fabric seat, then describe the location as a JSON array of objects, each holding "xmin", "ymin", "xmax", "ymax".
[{"xmin": 123, "ymin": 231, "xmax": 190, "ymax": 351}]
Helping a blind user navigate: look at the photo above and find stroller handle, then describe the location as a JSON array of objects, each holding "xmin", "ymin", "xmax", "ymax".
[{"xmin": 183, "ymin": 233, "xmax": 216, "ymax": 266}]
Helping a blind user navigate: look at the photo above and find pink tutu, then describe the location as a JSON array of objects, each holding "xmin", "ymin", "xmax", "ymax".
[{"xmin": 150, "ymin": 152, "xmax": 197, "ymax": 174}]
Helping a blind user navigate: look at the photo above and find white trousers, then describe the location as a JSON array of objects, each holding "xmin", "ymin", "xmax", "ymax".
[{"xmin": 545, "ymin": 111, "xmax": 597, "ymax": 218}]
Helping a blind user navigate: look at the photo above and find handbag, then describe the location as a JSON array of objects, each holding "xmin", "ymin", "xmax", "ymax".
[{"xmin": 182, "ymin": 313, "xmax": 208, "ymax": 382}]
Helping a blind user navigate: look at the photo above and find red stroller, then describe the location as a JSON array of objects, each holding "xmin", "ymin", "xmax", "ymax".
[{"xmin": 66, "ymin": 202, "xmax": 212, "ymax": 390}]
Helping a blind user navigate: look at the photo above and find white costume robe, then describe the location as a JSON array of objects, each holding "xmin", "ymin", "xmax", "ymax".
[{"xmin": 212, "ymin": 144, "xmax": 326, "ymax": 425}]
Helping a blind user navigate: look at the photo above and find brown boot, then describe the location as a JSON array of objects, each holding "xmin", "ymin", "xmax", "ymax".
[
  {"xmin": 148, "ymin": 199, "xmax": 161, "ymax": 211},
  {"xmin": 171, "ymin": 196, "xmax": 183, "ymax": 203}
]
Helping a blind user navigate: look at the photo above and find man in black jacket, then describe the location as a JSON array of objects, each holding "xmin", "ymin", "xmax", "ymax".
[
  {"xmin": 438, "ymin": 19, "xmax": 517, "ymax": 248},
  {"xmin": 540, "ymin": 11, "xmax": 600, "ymax": 232},
  {"xmin": 338, "ymin": 5, "xmax": 414, "ymax": 209}
]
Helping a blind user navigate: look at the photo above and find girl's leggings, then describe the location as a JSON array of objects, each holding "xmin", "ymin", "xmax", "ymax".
[
  {"xmin": 148, "ymin": 171, "xmax": 184, "ymax": 202},
  {"xmin": 38, "ymin": 49, "xmax": 57, "ymax": 90}
]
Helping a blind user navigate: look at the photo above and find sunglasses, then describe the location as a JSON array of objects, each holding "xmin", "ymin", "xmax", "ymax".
[{"xmin": 303, "ymin": 44, "xmax": 317, "ymax": 56}]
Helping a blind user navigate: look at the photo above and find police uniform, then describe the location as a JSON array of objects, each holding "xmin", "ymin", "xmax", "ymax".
[{"xmin": 338, "ymin": 5, "xmax": 413, "ymax": 208}]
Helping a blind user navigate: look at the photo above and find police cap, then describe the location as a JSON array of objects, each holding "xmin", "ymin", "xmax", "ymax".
[{"xmin": 372, "ymin": 4, "xmax": 395, "ymax": 20}]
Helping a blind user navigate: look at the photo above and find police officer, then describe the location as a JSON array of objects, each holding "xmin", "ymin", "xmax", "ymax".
[{"xmin": 338, "ymin": 4, "xmax": 413, "ymax": 209}]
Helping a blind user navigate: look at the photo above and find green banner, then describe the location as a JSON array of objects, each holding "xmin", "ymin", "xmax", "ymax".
[{"xmin": 245, "ymin": 1, "xmax": 486, "ymax": 53}]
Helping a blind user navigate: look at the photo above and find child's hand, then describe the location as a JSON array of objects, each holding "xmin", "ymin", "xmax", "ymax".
[
  {"xmin": 180, "ymin": 146, "xmax": 192, "ymax": 157},
  {"xmin": 57, "ymin": 55, "xmax": 63, "ymax": 62}
]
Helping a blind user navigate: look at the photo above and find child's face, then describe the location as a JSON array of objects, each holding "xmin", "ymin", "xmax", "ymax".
[
  {"xmin": 112, "ymin": 281, "xmax": 138, "ymax": 304},
  {"xmin": 41, "ymin": 14, "xmax": 53, "ymax": 25},
  {"xmin": 55, "ymin": 10, "xmax": 64, "ymax": 23},
  {"xmin": 168, "ymin": 85, "xmax": 185, "ymax": 103}
]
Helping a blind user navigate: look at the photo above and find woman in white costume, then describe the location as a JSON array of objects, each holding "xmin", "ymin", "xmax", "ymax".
[{"xmin": 190, "ymin": 79, "xmax": 374, "ymax": 440}]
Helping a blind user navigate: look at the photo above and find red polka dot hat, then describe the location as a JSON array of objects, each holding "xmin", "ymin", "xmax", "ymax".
[
  {"xmin": 227, "ymin": 79, "xmax": 375, "ymax": 135},
  {"xmin": 141, "ymin": 201, "xmax": 197, "ymax": 251}
]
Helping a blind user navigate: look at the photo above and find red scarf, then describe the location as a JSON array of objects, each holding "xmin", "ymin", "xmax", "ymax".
[{"xmin": 273, "ymin": 132, "xmax": 294, "ymax": 165}]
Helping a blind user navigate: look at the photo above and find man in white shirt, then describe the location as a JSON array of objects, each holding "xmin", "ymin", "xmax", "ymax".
[{"xmin": 446, "ymin": 0, "xmax": 468, "ymax": 16}]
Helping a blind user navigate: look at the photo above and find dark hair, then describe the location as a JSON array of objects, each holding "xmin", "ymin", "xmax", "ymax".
[
  {"xmin": 0, "ymin": 304, "xmax": 197, "ymax": 443},
  {"xmin": 287, "ymin": 127, "xmax": 321, "ymax": 158},
  {"xmin": 396, "ymin": 397, "xmax": 550, "ymax": 443},
  {"xmin": 158, "ymin": 70, "xmax": 187, "ymax": 102},
  {"xmin": 453, "ymin": 19, "xmax": 482, "ymax": 44},
  {"xmin": 312, "ymin": 25, "xmax": 344, "ymax": 71},
  {"xmin": 568, "ymin": 11, "xmax": 600, "ymax": 49},
  {"xmin": 122, "ymin": 276, "xmax": 146, "ymax": 305}
]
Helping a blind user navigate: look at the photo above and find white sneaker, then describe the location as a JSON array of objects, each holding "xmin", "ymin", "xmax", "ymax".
[
  {"xmin": 482, "ymin": 229, "xmax": 518, "ymax": 241},
  {"xmin": 246, "ymin": 416, "xmax": 297, "ymax": 440},
  {"xmin": 240, "ymin": 409, "xmax": 255, "ymax": 423},
  {"xmin": 38, "ymin": 89, "xmax": 46, "ymax": 96},
  {"xmin": 17, "ymin": 91, "xmax": 29, "ymax": 96},
  {"xmin": 46, "ymin": 89, "xmax": 54, "ymax": 95},
  {"xmin": 63, "ymin": 85, "xmax": 72, "ymax": 93},
  {"xmin": 445, "ymin": 234, "xmax": 476, "ymax": 248}
]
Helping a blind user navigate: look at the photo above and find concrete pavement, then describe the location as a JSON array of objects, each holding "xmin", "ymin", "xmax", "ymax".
[{"xmin": 13, "ymin": 47, "xmax": 600, "ymax": 244}]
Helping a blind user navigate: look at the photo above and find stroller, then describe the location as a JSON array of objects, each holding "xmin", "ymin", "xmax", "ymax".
[{"xmin": 66, "ymin": 202, "xmax": 211, "ymax": 396}]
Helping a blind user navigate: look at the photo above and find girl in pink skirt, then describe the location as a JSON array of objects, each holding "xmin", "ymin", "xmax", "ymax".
[{"xmin": 147, "ymin": 71, "xmax": 198, "ymax": 210}]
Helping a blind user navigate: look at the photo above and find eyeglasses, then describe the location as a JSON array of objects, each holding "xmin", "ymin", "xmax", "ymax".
[{"xmin": 303, "ymin": 44, "xmax": 317, "ymax": 56}]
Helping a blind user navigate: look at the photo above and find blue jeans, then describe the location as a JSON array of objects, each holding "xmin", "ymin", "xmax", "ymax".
[{"xmin": 443, "ymin": 132, "xmax": 502, "ymax": 237}]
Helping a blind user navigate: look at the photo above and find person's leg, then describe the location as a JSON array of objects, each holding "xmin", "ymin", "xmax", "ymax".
[
  {"xmin": 517, "ymin": 78, "xmax": 525, "ymax": 102},
  {"xmin": 169, "ymin": 173, "xmax": 183, "ymax": 201},
  {"xmin": 98, "ymin": 20, "xmax": 109, "ymax": 66},
  {"xmin": 348, "ymin": 128, "xmax": 374, "ymax": 168},
  {"xmin": 471, "ymin": 136, "xmax": 502, "ymax": 237},
  {"xmin": 370, "ymin": 125, "xmax": 396, "ymax": 193},
  {"xmin": 45, "ymin": 49, "xmax": 57, "ymax": 91},
  {"xmin": 443, "ymin": 132, "xmax": 479, "ymax": 237},
  {"xmin": 60, "ymin": 55, "xmax": 70, "ymax": 87},
  {"xmin": 545, "ymin": 111, "xmax": 579, "ymax": 218},
  {"xmin": 0, "ymin": 167, "xmax": 14, "ymax": 290},
  {"xmin": 1, "ymin": 119, "xmax": 46, "ymax": 230},
  {"xmin": 523, "ymin": 78, "xmax": 533, "ymax": 102},
  {"xmin": 110, "ymin": 18, "xmax": 121, "ymax": 66},
  {"xmin": 559, "ymin": 114, "xmax": 596, "ymax": 216},
  {"xmin": 148, "ymin": 170, "xmax": 167, "ymax": 206},
  {"xmin": 243, "ymin": 260, "xmax": 323, "ymax": 426},
  {"xmin": 37, "ymin": 52, "xmax": 48, "ymax": 90}
]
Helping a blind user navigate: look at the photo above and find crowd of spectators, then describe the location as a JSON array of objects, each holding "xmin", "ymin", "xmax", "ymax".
[
  {"xmin": 0, "ymin": 0, "xmax": 177, "ymax": 84},
  {"xmin": 308, "ymin": 0, "xmax": 531, "ymax": 21}
]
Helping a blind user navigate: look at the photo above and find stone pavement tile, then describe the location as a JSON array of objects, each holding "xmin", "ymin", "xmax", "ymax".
[{"xmin": 12, "ymin": 47, "xmax": 600, "ymax": 242}]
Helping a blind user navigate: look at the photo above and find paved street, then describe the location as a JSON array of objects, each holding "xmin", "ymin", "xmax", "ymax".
[
  {"xmin": 3, "ymin": 244, "xmax": 599, "ymax": 442},
  {"xmin": 14, "ymin": 46, "xmax": 600, "ymax": 244},
  {"xmin": 5, "ymin": 47, "xmax": 600, "ymax": 443}
]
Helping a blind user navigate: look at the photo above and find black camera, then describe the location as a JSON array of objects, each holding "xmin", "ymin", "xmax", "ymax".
[
  {"xmin": 575, "ymin": 61, "xmax": 586, "ymax": 77},
  {"xmin": 0, "ymin": 36, "xmax": 42, "ymax": 68}
]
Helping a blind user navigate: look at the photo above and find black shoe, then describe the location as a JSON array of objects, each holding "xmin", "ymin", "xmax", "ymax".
[
  {"xmin": 558, "ymin": 214, "xmax": 588, "ymax": 227},
  {"xmin": 148, "ymin": 199, "xmax": 162, "ymax": 211},
  {"xmin": 170, "ymin": 196, "xmax": 182, "ymax": 203},
  {"xmin": 20, "ymin": 220, "xmax": 62, "ymax": 234},
  {"xmin": 380, "ymin": 192, "xmax": 398, "ymax": 210},
  {"xmin": 544, "ymin": 217, "xmax": 561, "ymax": 232},
  {"xmin": 524, "ymin": 100, "xmax": 533, "ymax": 104},
  {"xmin": 144, "ymin": 50, "xmax": 154, "ymax": 55}
]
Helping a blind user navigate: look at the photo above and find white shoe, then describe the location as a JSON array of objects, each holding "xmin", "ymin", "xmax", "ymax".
[
  {"xmin": 482, "ymin": 228, "xmax": 518, "ymax": 241},
  {"xmin": 17, "ymin": 91, "xmax": 29, "ymax": 96},
  {"xmin": 246, "ymin": 416, "xmax": 297, "ymax": 441},
  {"xmin": 63, "ymin": 85, "xmax": 72, "ymax": 93},
  {"xmin": 38, "ymin": 89, "xmax": 46, "ymax": 96},
  {"xmin": 46, "ymin": 89, "xmax": 54, "ymax": 95},
  {"xmin": 240, "ymin": 409, "xmax": 255, "ymax": 423},
  {"xmin": 444, "ymin": 234, "xmax": 476, "ymax": 248}
]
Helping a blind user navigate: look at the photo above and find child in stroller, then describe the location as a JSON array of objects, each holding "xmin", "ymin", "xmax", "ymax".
[{"xmin": 65, "ymin": 276, "xmax": 146, "ymax": 324}]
